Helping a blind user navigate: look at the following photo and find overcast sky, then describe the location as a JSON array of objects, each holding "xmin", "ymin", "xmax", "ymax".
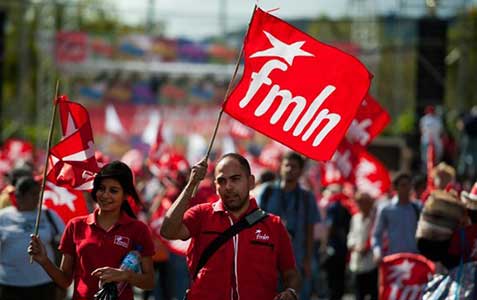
[{"xmin": 111, "ymin": 0, "xmax": 476, "ymax": 40}]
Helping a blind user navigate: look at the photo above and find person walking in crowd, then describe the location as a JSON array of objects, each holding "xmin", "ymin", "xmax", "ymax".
[
  {"xmin": 347, "ymin": 191, "xmax": 378, "ymax": 300},
  {"xmin": 28, "ymin": 161, "xmax": 155, "ymax": 300},
  {"xmin": 321, "ymin": 184, "xmax": 352, "ymax": 300},
  {"xmin": 0, "ymin": 166, "xmax": 33, "ymax": 209},
  {"xmin": 256, "ymin": 151, "xmax": 320, "ymax": 300},
  {"xmin": 0, "ymin": 176, "xmax": 64, "ymax": 300},
  {"xmin": 372, "ymin": 173, "xmax": 422, "ymax": 262},
  {"xmin": 419, "ymin": 105, "xmax": 443, "ymax": 169},
  {"xmin": 160, "ymin": 153, "xmax": 300, "ymax": 300}
]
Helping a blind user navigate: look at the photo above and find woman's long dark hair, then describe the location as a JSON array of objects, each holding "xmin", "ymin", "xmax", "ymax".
[{"xmin": 91, "ymin": 161, "xmax": 141, "ymax": 218}]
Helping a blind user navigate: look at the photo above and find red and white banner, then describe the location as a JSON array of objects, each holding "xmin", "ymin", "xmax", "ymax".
[
  {"xmin": 47, "ymin": 96, "xmax": 100, "ymax": 190},
  {"xmin": 346, "ymin": 94, "xmax": 391, "ymax": 146},
  {"xmin": 322, "ymin": 141, "xmax": 391, "ymax": 198},
  {"xmin": 42, "ymin": 181, "xmax": 89, "ymax": 223},
  {"xmin": 379, "ymin": 253, "xmax": 435, "ymax": 300},
  {"xmin": 55, "ymin": 31, "xmax": 88, "ymax": 63},
  {"xmin": 223, "ymin": 8, "xmax": 371, "ymax": 161},
  {"xmin": 353, "ymin": 145, "xmax": 391, "ymax": 199}
]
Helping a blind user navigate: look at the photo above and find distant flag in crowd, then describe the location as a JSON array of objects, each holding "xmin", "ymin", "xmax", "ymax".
[
  {"xmin": 0, "ymin": 139, "xmax": 34, "ymax": 177},
  {"xmin": 105, "ymin": 103, "xmax": 126, "ymax": 136},
  {"xmin": 346, "ymin": 94, "xmax": 391, "ymax": 146},
  {"xmin": 223, "ymin": 8, "xmax": 371, "ymax": 161},
  {"xmin": 379, "ymin": 253, "xmax": 435, "ymax": 300},
  {"xmin": 353, "ymin": 145, "xmax": 391, "ymax": 198},
  {"xmin": 142, "ymin": 110, "xmax": 162, "ymax": 148},
  {"xmin": 121, "ymin": 149, "xmax": 144, "ymax": 177},
  {"xmin": 258, "ymin": 141, "xmax": 288, "ymax": 172},
  {"xmin": 320, "ymin": 161, "xmax": 345, "ymax": 187},
  {"xmin": 321, "ymin": 141, "xmax": 391, "ymax": 198},
  {"xmin": 47, "ymin": 96, "xmax": 100, "ymax": 191},
  {"xmin": 229, "ymin": 119, "xmax": 254, "ymax": 139}
]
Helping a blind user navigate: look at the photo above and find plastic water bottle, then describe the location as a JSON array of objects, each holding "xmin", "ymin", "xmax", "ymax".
[{"xmin": 117, "ymin": 246, "xmax": 142, "ymax": 295}]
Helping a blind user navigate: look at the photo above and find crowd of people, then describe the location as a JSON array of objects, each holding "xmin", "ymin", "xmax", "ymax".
[{"xmin": 1, "ymin": 133, "xmax": 477, "ymax": 300}]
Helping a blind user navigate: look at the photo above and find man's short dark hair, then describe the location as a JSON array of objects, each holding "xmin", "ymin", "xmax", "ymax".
[
  {"xmin": 282, "ymin": 151, "xmax": 306, "ymax": 169},
  {"xmin": 218, "ymin": 153, "xmax": 251, "ymax": 175},
  {"xmin": 8, "ymin": 167, "xmax": 33, "ymax": 186},
  {"xmin": 393, "ymin": 172, "xmax": 412, "ymax": 186},
  {"xmin": 14, "ymin": 176, "xmax": 39, "ymax": 197}
]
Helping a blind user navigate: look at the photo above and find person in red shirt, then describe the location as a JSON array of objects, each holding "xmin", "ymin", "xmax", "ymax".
[
  {"xmin": 161, "ymin": 153, "xmax": 300, "ymax": 300},
  {"xmin": 28, "ymin": 161, "xmax": 155, "ymax": 300}
]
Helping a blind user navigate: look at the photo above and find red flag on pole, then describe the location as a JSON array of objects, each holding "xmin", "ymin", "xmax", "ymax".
[
  {"xmin": 46, "ymin": 96, "xmax": 100, "ymax": 190},
  {"xmin": 346, "ymin": 94, "xmax": 391, "ymax": 146},
  {"xmin": 223, "ymin": 8, "xmax": 371, "ymax": 161}
]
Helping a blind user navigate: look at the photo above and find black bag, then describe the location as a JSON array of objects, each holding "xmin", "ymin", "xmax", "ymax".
[{"xmin": 94, "ymin": 282, "xmax": 118, "ymax": 300}]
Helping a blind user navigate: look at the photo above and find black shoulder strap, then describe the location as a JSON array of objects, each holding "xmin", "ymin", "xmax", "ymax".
[
  {"xmin": 44, "ymin": 209, "xmax": 59, "ymax": 236},
  {"xmin": 192, "ymin": 208, "xmax": 268, "ymax": 279}
]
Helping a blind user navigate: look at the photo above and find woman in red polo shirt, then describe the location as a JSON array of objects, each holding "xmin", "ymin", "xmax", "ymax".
[{"xmin": 29, "ymin": 161, "xmax": 155, "ymax": 300}]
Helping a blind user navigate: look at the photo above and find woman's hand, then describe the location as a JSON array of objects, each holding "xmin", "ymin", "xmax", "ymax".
[
  {"xmin": 274, "ymin": 288, "xmax": 298, "ymax": 300},
  {"xmin": 28, "ymin": 234, "xmax": 49, "ymax": 265},
  {"xmin": 91, "ymin": 267, "xmax": 132, "ymax": 284}
]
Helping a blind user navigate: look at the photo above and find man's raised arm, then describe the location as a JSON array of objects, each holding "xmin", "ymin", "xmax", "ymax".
[{"xmin": 160, "ymin": 158, "xmax": 207, "ymax": 240}]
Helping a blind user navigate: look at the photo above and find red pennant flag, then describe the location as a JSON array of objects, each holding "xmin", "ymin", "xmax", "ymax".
[
  {"xmin": 325, "ymin": 141, "xmax": 391, "ymax": 198},
  {"xmin": 346, "ymin": 94, "xmax": 391, "ymax": 146},
  {"xmin": 42, "ymin": 181, "xmax": 89, "ymax": 223},
  {"xmin": 257, "ymin": 141, "xmax": 288, "ymax": 172},
  {"xmin": 1, "ymin": 138, "xmax": 34, "ymax": 165},
  {"xmin": 379, "ymin": 253, "xmax": 435, "ymax": 300},
  {"xmin": 320, "ymin": 161, "xmax": 345, "ymax": 187},
  {"xmin": 352, "ymin": 145, "xmax": 391, "ymax": 198},
  {"xmin": 47, "ymin": 96, "xmax": 100, "ymax": 190},
  {"xmin": 223, "ymin": 8, "xmax": 371, "ymax": 161},
  {"xmin": 229, "ymin": 119, "xmax": 254, "ymax": 139}
]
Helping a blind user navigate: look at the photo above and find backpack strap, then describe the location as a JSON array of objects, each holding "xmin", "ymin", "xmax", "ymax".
[{"xmin": 192, "ymin": 208, "xmax": 268, "ymax": 279}]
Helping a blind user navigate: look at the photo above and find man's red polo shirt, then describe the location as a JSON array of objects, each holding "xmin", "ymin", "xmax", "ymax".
[
  {"xmin": 59, "ymin": 209, "xmax": 155, "ymax": 300},
  {"xmin": 183, "ymin": 198, "xmax": 296, "ymax": 300}
]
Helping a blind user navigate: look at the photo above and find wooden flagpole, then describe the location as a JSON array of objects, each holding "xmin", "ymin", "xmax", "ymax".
[
  {"xmin": 191, "ymin": 6, "xmax": 257, "ymax": 195},
  {"xmin": 31, "ymin": 80, "xmax": 60, "ymax": 263}
]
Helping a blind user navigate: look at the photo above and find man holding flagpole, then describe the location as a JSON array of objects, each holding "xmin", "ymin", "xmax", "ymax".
[{"xmin": 161, "ymin": 153, "xmax": 300, "ymax": 300}]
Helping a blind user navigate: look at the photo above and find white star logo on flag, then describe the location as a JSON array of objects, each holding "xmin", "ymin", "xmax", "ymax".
[
  {"xmin": 250, "ymin": 31, "xmax": 314, "ymax": 66},
  {"xmin": 388, "ymin": 259, "xmax": 415, "ymax": 285},
  {"xmin": 43, "ymin": 181, "xmax": 78, "ymax": 212}
]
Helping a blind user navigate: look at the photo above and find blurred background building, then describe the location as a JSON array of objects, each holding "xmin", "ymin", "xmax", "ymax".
[{"xmin": 0, "ymin": 0, "xmax": 476, "ymax": 176}]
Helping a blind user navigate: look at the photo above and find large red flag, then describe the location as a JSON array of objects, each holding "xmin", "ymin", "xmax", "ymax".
[
  {"xmin": 223, "ymin": 8, "xmax": 371, "ymax": 161},
  {"xmin": 379, "ymin": 253, "xmax": 435, "ymax": 300},
  {"xmin": 47, "ymin": 96, "xmax": 100, "ymax": 190},
  {"xmin": 346, "ymin": 94, "xmax": 391, "ymax": 146}
]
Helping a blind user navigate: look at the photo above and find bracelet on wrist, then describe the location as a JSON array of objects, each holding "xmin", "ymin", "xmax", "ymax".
[{"xmin": 286, "ymin": 287, "xmax": 298, "ymax": 300}]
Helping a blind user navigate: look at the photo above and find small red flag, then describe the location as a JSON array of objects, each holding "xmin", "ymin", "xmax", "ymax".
[
  {"xmin": 223, "ymin": 8, "xmax": 371, "ymax": 161},
  {"xmin": 47, "ymin": 96, "xmax": 100, "ymax": 190},
  {"xmin": 346, "ymin": 94, "xmax": 391, "ymax": 146}
]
